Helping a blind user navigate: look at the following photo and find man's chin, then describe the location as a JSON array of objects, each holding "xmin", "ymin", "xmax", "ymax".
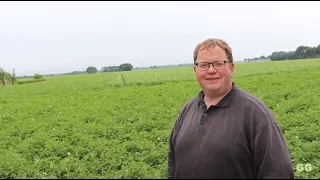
[{"xmin": 204, "ymin": 84, "xmax": 221, "ymax": 92}]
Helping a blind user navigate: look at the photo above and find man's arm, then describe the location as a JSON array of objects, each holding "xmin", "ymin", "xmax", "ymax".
[
  {"xmin": 168, "ymin": 128, "xmax": 176, "ymax": 179},
  {"xmin": 167, "ymin": 102, "xmax": 189, "ymax": 179},
  {"xmin": 253, "ymin": 121, "xmax": 294, "ymax": 179}
]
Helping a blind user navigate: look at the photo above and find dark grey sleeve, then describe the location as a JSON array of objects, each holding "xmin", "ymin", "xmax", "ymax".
[
  {"xmin": 167, "ymin": 102, "xmax": 190, "ymax": 179},
  {"xmin": 253, "ymin": 122, "xmax": 294, "ymax": 179},
  {"xmin": 168, "ymin": 128, "xmax": 175, "ymax": 179}
]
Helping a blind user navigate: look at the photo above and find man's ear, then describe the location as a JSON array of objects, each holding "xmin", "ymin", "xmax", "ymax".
[
  {"xmin": 230, "ymin": 63, "xmax": 235, "ymax": 76},
  {"xmin": 193, "ymin": 65, "xmax": 197, "ymax": 73}
]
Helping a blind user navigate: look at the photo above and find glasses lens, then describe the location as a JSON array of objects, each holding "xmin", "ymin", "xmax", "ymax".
[
  {"xmin": 198, "ymin": 63, "xmax": 208, "ymax": 70},
  {"xmin": 197, "ymin": 61, "xmax": 227, "ymax": 70},
  {"xmin": 214, "ymin": 61, "xmax": 225, "ymax": 69}
]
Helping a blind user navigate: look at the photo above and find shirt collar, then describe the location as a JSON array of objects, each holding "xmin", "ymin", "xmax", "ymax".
[{"xmin": 198, "ymin": 82, "xmax": 238, "ymax": 108}]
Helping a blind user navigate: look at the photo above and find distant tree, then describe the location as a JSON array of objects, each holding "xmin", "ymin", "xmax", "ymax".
[
  {"xmin": 101, "ymin": 66, "xmax": 119, "ymax": 72},
  {"xmin": 243, "ymin": 44, "xmax": 320, "ymax": 62},
  {"xmin": 12, "ymin": 68, "xmax": 16, "ymax": 85},
  {"xmin": 270, "ymin": 51, "xmax": 290, "ymax": 61},
  {"xmin": 295, "ymin": 46, "xmax": 309, "ymax": 59},
  {"xmin": 0, "ymin": 68, "xmax": 15, "ymax": 87},
  {"xmin": 101, "ymin": 67, "xmax": 107, "ymax": 72},
  {"xmin": 70, "ymin": 71, "xmax": 85, "ymax": 75},
  {"xmin": 86, "ymin": 66, "xmax": 98, "ymax": 74},
  {"xmin": 266, "ymin": 45, "xmax": 320, "ymax": 61},
  {"xmin": 311, "ymin": 47, "xmax": 317, "ymax": 58},
  {"xmin": 119, "ymin": 63, "xmax": 133, "ymax": 71},
  {"xmin": 0, "ymin": 68, "xmax": 6, "ymax": 87},
  {"xmin": 33, "ymin": 74, "xmax": 43, "ymax": 79},
  {"xmin": 305, "ymin": 47, "xmax": 315, "ymax": 58},
  {"xmin": 286, "ymin": 51, "xmax": 296, "ymax": 60}
]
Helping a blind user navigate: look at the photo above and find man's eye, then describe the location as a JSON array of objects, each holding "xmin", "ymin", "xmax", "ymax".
[{"xmin": 200, "ymin": 64, "xmax": 208, "ymax": 68}]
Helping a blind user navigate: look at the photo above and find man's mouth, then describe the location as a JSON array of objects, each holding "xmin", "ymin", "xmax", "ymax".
[{"xmin": 206, "ymin": 77, "xmax": 220, "ymax": 81}]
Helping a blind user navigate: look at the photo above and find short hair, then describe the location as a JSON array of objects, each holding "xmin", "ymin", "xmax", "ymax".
[{"xmin": 193, "ymin": 38, "xmax": 233, "ymax": 63}]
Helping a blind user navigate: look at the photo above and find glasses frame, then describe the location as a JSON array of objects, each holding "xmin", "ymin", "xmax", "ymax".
[{"xmin": 194, "ymin": 60, "xmax": 231, "ymax": 71}]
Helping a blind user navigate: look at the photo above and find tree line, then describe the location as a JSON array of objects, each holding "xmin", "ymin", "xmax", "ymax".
[
  {"xmin": 0, "ymin": 68, "xmax": 16, "ymax": 87},
  {"xmin": 0, "ymin": 67, "xmax": 45, "ymax": 87},
  {"xmin": 244, "ymin": 44, "xmax": 320, "ymax": 62},
  {"xmin": 86, "ymin": 63, "xmax": 133, "ymax": 74},
  {"xmin": 0, "ymin": 62, "xmax": 134, "ymax": 87}
]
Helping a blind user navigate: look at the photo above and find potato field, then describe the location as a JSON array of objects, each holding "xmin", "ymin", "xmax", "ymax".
[{"xmin": 0, "ymin": 59, "xmax": 319, "ymax": 179}]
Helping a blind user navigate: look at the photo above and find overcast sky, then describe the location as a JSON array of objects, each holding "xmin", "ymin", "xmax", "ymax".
[{"xmin": 1, "ymin": 1, "xmax": 320, "ymax": 76}]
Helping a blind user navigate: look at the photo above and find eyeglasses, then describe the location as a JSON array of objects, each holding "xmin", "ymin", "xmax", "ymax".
[{"xmin": 195, "ymin": 60, "xmax": 230, "ymax": 71}]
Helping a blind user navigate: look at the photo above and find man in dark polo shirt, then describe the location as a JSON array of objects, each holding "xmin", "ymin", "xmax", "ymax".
[{"xmin": 167, "ymin": 38, "xmax": 294, "ymax": 179}]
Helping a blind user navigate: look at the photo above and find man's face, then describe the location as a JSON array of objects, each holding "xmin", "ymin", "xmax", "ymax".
[{"xmin": 193, "ymin": 46, "xmax": 234, "ymax": 94}]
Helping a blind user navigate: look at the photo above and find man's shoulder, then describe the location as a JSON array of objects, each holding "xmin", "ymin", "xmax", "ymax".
[
  {"xmin": 172, "ymin": 96, "xmax": 199, "ymax": 129},
  {"xmin": 234, "ymin": 87, "xmax": 276, "ymax": 123},
  {"xmin": 179, "ymin": 96, "xmax": 199, "ymax": 112},
  {"xmin": 235, "ymin": 88, "xmax": 266, "ymax": 107},
  {"xmin": 176, "ymin": 93, "xmax": 202, "ymax": 119}
]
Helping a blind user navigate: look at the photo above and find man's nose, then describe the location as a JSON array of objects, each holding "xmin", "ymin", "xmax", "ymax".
[{"xmin": 207, "ymin": 64, "xmax": 217, "ymax": 73}]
